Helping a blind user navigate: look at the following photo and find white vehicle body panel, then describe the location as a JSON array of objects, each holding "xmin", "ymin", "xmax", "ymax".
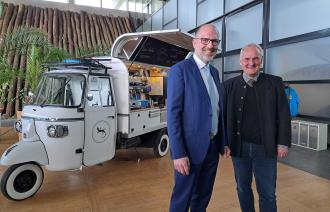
[
  {"xmin": 23, "ymin": 106, "xmax": 84, "ymax": 171},
  {"xmin": 0, "ymin": 141, "xmax": 48, "ymax": 166},
  {"xmin": 83, "ymin": 75, "xmax": 117, "ymax": 166}
]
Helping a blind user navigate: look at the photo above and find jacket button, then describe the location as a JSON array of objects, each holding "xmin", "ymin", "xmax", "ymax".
[
  {"xmin": 244, "ymin": 85, "xmax": 247, "ymax": 89},
  {"xmin": 241, "ymin": 96, "xmax": 244, "ymax": 100},
  {"xmin": 237, "ymin": 132, "xmax": 240, "ymax": 135},
  {"xmin": 237, "ymin": 120, "xmax": 240, "ymax": 124},
  {"xmin": 238, "ymin": 108, "xmax": 242, "ymax": 111}
]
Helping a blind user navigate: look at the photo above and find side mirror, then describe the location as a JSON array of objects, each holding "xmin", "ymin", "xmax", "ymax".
[
  {"xmin": 25, "ymin": 91, "xmax": 35, "ymax": 103},
  {"xmin": 28, "ymin": 91, "xmax": 34, "ymax": 98},
  {"xmin": 87, "ymin": 93, "xmax": 93, "ymax": 101}
]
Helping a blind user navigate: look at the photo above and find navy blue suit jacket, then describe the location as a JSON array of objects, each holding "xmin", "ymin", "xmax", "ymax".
[{"xmin": 167, "ymin": 56, "xmax": 227, "ymax": 164}]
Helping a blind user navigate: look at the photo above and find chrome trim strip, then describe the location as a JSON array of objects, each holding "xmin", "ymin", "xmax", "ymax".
[
  {"xmin": 117, "ymin": 113, "xmax": 129, "ymax": 117},
  {"xmin": 21, "ymin": 116, "xmax": 84, "ymax": 122}
]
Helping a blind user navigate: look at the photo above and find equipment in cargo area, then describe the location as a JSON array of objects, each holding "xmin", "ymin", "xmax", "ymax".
[{"xmin": 0, "ymin": 29, "xmax": 194, "ymax": 201}]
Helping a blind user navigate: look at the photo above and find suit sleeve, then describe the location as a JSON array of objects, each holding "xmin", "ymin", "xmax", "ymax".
[
  {"xmin": 220, "ymin": 84, "xmax": 229, "ymax": 147},
  {"xmin": 167, "ymin": 65, "xmax": 187, "ymax": 160},
  {"xmin": 276, "ymin": 78, "xmax": 292, "ymax": 147}
]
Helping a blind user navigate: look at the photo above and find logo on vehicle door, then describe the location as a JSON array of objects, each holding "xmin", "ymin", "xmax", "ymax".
[{"xmin": 92, "ymin": 121, "xmax": 110, "ymax": 143}]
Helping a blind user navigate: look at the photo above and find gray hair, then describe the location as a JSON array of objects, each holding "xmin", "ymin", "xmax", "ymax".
[{"xmin": 240, "ymin": 43, "xmax": 263, "ymax": 60}]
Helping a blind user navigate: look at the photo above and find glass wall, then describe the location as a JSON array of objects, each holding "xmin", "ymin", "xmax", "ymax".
[
  {"xmin": 212, "ymin": 19, "xmax": 223, "ymax": 40},
  {"xmin": 163, "ymin": 0, "xmax": 177, "ymax": 25},
  {"xmin": 143, "ymin": 17, "xmax": 151, "ymax": 31},
  {"xmin": 210, "ymin": 57, "xmax": 223, "ymax": 81},
  {"xmin": 102, "ymin": 0, "xmax": 127, "ymax": 10},
  {"xmin": 293, "ymin": 84, "xmax": 330, "ymax": 118},
  {"xmin": 151, "ymin": 0, "xmax": 163, "ymax": 14},
  {"xmin": 266, "ymin": 37, "xmax": 330, "ymax": 81},
  {"xmin": 152, "ymin": 9, "xmax": 163, "ymax": 30},
  {"xmin": 137, "ymin": 0, "xmax": 330, "ymax": 120},
  {"xmin": 224, "ymin": 54, "xmax": 241, "ymax": 72},
  {"xmin": 223, "ymin": 72, "xmax": 241, "ymax": 81},
  {"xmin": 75, "ymin": 0, "xmax": 101, "ymax": 7},
  {"xmin": 178, "ymin": 0, "xmax": 196, "ymax": 32},
  {"xmin": 226, "ymin": 3, "xmax": 263, "ymax": 51},
  {"xmin": 163, "ymin": 20, "xmax": 177, "ymax": 30},
  {"xmin": 197, "ymin": 0, "xmax": 224, "ymax": 26},
  {"xmin": 269, "ymin": 0, "xmax": 330, "ymax": 41},
  {"xmin": 225, "ymin": 0, "xmax": 253, "ymax": 13}
]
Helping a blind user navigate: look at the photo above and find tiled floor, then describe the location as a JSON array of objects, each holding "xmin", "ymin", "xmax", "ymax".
[
  {"xmin": 0, "ymin": 126, "xmax": 330, "ymax": 211},
  {"xmin": 279, "ymin": 145, "xmax": 330, "ymax": 179}
]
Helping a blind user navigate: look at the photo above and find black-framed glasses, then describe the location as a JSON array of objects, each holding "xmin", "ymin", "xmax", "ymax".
[{"xmin": 195, "ymin": 37, "xmax": 220, "ymax": 46}]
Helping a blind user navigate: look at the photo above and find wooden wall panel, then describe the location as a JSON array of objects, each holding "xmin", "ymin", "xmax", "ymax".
[{"xmin": 0, "ymin": 2, "xmax": 134, "ymax": 117}]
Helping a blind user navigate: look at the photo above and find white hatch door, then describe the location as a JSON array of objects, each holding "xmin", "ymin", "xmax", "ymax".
[{"xmin": 83, "ymin": 75, "xmax": 117, "ymax": 166}]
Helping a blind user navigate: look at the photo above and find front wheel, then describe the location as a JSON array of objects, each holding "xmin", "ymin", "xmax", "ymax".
[
  {"xmin": 1, "ymin": 162, "xmax": 44, "ymax": 201},
  {"xmin": 153, "ymin": 129, "xmax": 170, "ymax": 157}
]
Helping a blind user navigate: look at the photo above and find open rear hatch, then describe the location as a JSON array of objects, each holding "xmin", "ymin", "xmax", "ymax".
[{"xmin": 111, "ymin": 29, "xmax": 194, "ymax": 67}]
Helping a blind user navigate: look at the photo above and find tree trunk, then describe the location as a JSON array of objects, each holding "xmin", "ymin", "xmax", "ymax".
[
  {"xmin": 117, "ymin": 17, "xmax": 126, "ymax": 34},
  {"xmin": 12, "ymin": 4, "xmax": 26, "ymax": 114},
  {"xmin": 33, "ymin": 7, "xmax": 40, "ymax": 28},
  {"xmin": 80, "ymin": 12, "xmax": 87, "ymax": 49},
  {"xmin": 124, "ymin": 17, "xmax": 133, "ymax": 32},
  {"xmin": 97, "ymin": 16, "xmax": 110, "ymax": 48},
  {"xmin": 38, "ymin": 7, "xmax": 44, "ymax": 30},
  {"xmin": 87, "ymin": 14, "xmax": 97, "ymax": 48},
  {"xmin": 104, "ymin": 16, "xmax": 115, "ymax": 44},
  {"xmin": 62, "ymin": 9, "xmax": 68, "ymax": 52},
  {"xmin": 58, "ymin": 10, "xmax": 63, "ymax": 49},
  {"xmin": 4, "ymin": 5, "xmax": 20, "ymax": 117},
  {"xmin": 74, "ymin": 12, "xmax": 83, "ymax": 50},
  {"xmin": 53, "ymin": 8, "xmax": 59, "ymax": 47},
  {"xmin": 84, "ymin": 12, "xmax": 92, "ymax": 49},
  {"xmin": 70, "ymin": 12, "xmax": 78, "ymax": 55},
  {"xmin": 0, "ymin": 3, "xmax": 8, "ymax": 111},
  {"xmin": 0, "ymin": 2, "xmax": 8, "ymax": 33},
  {"xmin": 114, "ymin": 17, "xmax": 123, "ymax": 38},
  {"xmin": 23, "ymin": 5, "xmax": 34, "ymax": 94},
  {"xmin": 65, "ymin": 11, "xmax": 74, "ymax": 55},
  {"xmin": 42, "ymin": 7, "xmax": 48, "ymax": 33},
  {"xmin": 109, "ymin": 16, "xmax": 119, "ymax": 40},
  {"xmin": 47, "ymin": 8, "xmax": 53, "ymax": 44},
  {"xmin": 92, "ymin": 14, "xmax": 102, "ymax": 47},
  {"xmin": 0, "ymin": 3, "xmax": 14, "ymax": 37}
]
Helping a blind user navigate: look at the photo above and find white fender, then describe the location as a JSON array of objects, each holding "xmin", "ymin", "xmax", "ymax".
[{"xmin": 0, "ymin": 141, "xmax": 48, "ymax": 166}]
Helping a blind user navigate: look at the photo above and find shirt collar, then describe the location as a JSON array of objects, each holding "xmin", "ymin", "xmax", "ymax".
[
  {"xmin": 193, "ymin": 54, "xmax": 209, "ymax": 70},
  {"xmin": 242, "ymin": 72, "xmax": 260, "ymax": 83}
]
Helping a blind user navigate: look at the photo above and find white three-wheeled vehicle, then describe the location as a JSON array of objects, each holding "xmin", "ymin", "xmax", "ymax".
[{"xmin": 0, "ymin": 30, "xmax": 193, "ymax": 200}]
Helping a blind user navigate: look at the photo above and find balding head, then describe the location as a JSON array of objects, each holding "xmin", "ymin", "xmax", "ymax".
[{"xmin": 193, "ymin": 24, "xmax": 220, "ymax": 63}]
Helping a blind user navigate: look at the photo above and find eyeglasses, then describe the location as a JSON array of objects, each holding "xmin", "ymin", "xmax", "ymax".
[{"xmin": 195, "ymin": 37, "xmax": 220, "ymax": 46}]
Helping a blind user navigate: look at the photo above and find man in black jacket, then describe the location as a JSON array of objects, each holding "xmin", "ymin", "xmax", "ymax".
[{"xmin": 222, "ymin": 43, "xmax": 291, "ymax": 212}]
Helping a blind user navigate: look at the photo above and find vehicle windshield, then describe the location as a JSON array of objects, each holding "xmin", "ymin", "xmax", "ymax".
[{"xmin": 31, "ymin": 74, "xmax": 85, "ymax": 107}]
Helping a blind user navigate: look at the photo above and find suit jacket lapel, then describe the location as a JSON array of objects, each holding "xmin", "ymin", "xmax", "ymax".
[
  {"xmin": 210, "ymin": 66, "xmax": 221, "ymax": 96},
  {"xmin": 188, "ymin": 57, "xmax": 209, "ymax": 97}
]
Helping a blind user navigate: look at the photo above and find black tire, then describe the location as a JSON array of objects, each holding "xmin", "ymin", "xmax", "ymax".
[
  {"xmin": 153, "ymin": 129, "xmax": 170, "ymax": 157},
  {"xmin": 1, "ymin": 162, "xmax": 44, "ymax": 201}
]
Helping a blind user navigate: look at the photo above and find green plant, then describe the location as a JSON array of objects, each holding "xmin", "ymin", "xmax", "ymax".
[
  {"xmin": 0, "ymin": 26, "xmax": 111, "ymax": 106},
  {"xmin": 0, "ymin": 27, "xmax": 68, "ymax": 95}
]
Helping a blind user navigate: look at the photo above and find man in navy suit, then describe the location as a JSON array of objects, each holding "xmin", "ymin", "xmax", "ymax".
[{"xmin": 167, "ymin": 24, "xmax": 230, "ymax": 212}]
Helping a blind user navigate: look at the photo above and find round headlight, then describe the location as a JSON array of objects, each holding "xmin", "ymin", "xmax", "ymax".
[
  {"xmin": 14, "ymin": 120, "xmax": 22, "ymax": 133},
  {"xmin": 47, "ymin": 125, "xmax": 57, "ymax": 137}
]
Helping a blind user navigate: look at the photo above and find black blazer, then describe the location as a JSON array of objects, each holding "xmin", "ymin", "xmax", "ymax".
[{"xmin": 222, "ymin": 73, "xmax": 291, "ymax": 157}]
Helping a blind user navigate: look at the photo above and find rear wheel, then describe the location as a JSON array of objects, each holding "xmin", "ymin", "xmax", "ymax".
[
  {"xmin": 153, "ymin": 129, "xmax": 170, "ymax": 157},
  {"xmin": 1, "ymin": 162, "xmax": 44, "ymax": 201}
]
